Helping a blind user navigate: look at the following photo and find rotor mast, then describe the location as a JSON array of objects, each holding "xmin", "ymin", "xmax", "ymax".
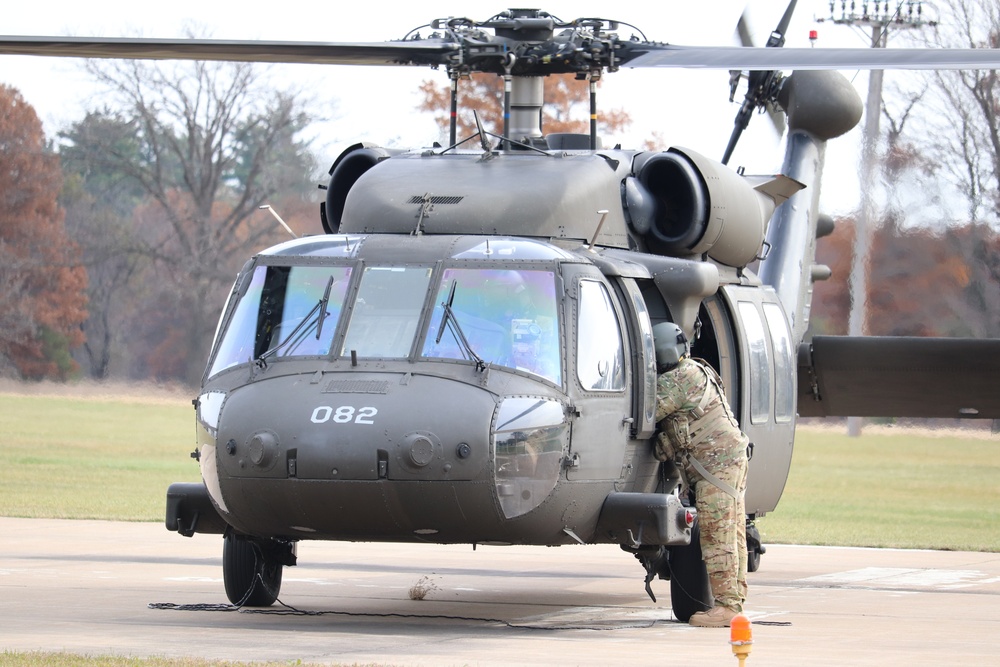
[
  {"xmin": 440, "ymin": 8, "xmax": 611, "ymax": 150},
  {"xmin": 508, "ymin": 76, "xmax": 545, "ymax": 145}
]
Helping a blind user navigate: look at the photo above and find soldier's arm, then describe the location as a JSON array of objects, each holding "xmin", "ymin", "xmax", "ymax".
[{"xmin": 655, "ymin": 375, "xmax": 686, "ymax": 421}]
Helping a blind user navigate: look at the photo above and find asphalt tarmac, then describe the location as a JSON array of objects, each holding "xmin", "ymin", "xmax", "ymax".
[{"xmin": 1, "ymin": 517, "xmax": 998, "ymax": 666}]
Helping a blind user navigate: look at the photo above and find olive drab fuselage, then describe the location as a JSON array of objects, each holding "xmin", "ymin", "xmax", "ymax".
[
  {"xmin": 192, "ymin": 239, "xmax": 798, "ymax": 547},
  {"xmin": 195, "ymin": 233, "xmax": 650, "ymax": 545},
  {"xmin": 185, "ymin": 137, "xmax": 815, "ymax": 548}
]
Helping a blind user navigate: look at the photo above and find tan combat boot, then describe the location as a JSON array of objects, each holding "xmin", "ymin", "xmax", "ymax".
[{"xmin": 688, "ymin": 605, "xmax": 739, "ymax": 627}]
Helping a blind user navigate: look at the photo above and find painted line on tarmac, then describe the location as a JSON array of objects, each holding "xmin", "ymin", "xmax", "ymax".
[{"xmin": 800, "ymin": 567, "xmax": 989, "ymax": 589}]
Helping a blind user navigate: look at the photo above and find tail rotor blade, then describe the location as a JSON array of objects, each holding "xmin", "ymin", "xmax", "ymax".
[{"xmin": 723, "ymin": 0, "xmax": 798, "ymax": 164}]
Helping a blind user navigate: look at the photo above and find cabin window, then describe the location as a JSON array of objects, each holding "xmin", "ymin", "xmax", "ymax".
[
  {"xmin": 421, "ymin": 267, "xmax": 561, "ymax": 384},
  {"xmin": 577, "ymin": 280, "xmax": 626, "ymax": 391},
  {"xmin": 738, "ymin": 301, "xmax": 771, "ymax": 424},
  {"xmin": 763, "ymin": 302, "xmax": 794, "ymax": 423},
  {"xmin": 209, "ymin": 264, "xmax": 353, "ymax": 376},
  {"xmin": 341, "ymin": 266, "xmax": 433, "ymax": 358}
]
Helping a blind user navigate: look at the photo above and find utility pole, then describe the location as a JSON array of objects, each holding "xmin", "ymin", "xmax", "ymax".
[{"xmin": 817, "ymin": 2, "xmax": 935, "ymax": 437}]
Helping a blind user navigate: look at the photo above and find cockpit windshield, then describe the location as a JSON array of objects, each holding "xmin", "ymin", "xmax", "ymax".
[
  {"xmin": 208, "ymin": 261, "xmax": 562, "ymax": 385},
  {"xmin": 421, "ymin": 268, "xmax": 561, "ymax": 384},
  {"xmin": 341, "ymin": 266, "xmax": 433, "ymax": 358},
  {"xmin": 209, "ymin": 265, "xmax": 352, "ymax": 376}
]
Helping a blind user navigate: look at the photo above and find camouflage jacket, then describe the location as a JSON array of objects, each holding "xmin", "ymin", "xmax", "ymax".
[{"xmin": 655, "ymin": 357, "xmax": 747, "ymax": 470}]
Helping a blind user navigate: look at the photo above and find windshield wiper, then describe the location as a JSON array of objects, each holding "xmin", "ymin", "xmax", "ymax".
[
  {"xmin": 256, "ymin": 275, "xmax": 336, "ymax": 367},
  {"xmin": 314, "ymin": 275, "xmax": 336, "ymax": 342},
  {"xmin": 435, "ymin": 279, "xmax": 486, "ymax": 372}
]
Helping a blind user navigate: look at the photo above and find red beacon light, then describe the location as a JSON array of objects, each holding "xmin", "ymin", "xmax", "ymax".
[{"xmin": 809, "ymin": 29, "xmax": 819, "ymax": 45}]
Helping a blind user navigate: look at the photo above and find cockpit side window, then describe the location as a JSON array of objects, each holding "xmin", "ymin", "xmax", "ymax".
[
  {"xmin": 421, "ymin": 267, "xmax": 561, "ymax": 384},
  {"xmin": 577, "ymin": 279, "xmax": 626, "ymax": 391}
]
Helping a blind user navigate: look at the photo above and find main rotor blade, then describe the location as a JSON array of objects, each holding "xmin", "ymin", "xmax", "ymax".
[
  {"xmin": 0, "ymin": 35, "xmax": 457, "ymax": 66},
  {"xmin": 625, "ymin": 45, "xmax": 1000, "ymax": 70},
  {"xmin": 3, "ymin": 35, "xmax": 999, "ymax": 72}
]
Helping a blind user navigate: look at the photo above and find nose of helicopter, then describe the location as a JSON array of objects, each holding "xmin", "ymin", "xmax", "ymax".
[
  {"xmin": 200, "ymin": 370, "xmax": 574, "ymax": 541},
  {"xmin": 214, "ymin": 371, "xmax": 496, "ymax": 484}
]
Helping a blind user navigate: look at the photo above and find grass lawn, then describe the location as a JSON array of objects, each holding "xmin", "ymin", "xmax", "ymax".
[
  {"xmin": 1, "ymin": 384, "xmax": 997, "ymax": 549},
  {"xmin": 758, "ymin": 425, "xmax": 1000, "ymax": 551},
  {"xmin": 0, "ymin": 386, "xmax": 200, "ymax": 521}
]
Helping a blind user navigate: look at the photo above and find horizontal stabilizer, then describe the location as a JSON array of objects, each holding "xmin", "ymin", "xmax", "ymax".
[
  {"xmin": 747, "ymin": 174, "xmax": 805, "ymax": 206},
  {"xmin": 798, "ymin": 336, "xmax": 1000, "ymax": 419}
]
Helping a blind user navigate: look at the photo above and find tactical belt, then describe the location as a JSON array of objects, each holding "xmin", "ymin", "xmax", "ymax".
[
  {"xmin": 683, "ymin": 451, "xmax": 739, "ymax": 500},
  {"xmin": 664, "ymin": 359, "xmax": 743, "ymax": 500}
]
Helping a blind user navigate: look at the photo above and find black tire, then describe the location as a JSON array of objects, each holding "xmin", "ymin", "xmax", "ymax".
[
  {"xmin": 746, "ymin": 521, "xmax": 763, "ymax": 573},
  {"xmin": 747, "ymin": 546, "xmax": 761, "ymax": 573},
  {"xmin": 223, "ymin": 533, "xmax": 282, "ymax": 607},
  {"xmin": 668, "ymin": 519, "xmax": 713, "ymax": 623}
]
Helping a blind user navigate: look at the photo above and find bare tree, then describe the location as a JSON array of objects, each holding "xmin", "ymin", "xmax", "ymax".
[
  {"xmin": 907, "ymin": 0, "xmax": 1000, "ymax": 223},
  {"xmin": 64, "ymin": 57, "xmax": 318, "ymax": 384},
  {"xmin": 59, "ymin": 110, "xmax": 146, "ymax": 379},
  {"xmin": 841, "ymin": 0, "xmax": 1000, "ymax": 340}
]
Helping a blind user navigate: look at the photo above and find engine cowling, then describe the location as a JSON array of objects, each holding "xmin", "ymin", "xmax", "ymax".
[
  {"xmin": 322, "ymin": 143, "xmax": 400, "ymax": 234},
  {"xmin": 624, "ymin": 146, "xmax": 799, "ymax": 267}
]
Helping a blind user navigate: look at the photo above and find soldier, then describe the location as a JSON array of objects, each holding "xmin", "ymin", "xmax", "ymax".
[{"xmin": 652, "ymin": 321, "xmax": 749, "ymax": 628}]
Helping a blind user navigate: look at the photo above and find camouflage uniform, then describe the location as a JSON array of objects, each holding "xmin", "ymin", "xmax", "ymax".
[{"xmin": 655, "ymin": 356, "xmax": 749, "ymax": 613}]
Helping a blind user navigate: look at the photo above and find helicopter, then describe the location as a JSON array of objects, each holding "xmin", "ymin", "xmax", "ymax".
[{"xmin": 4, "ymin": 1, "xmax": 1000, "ymax": 624}]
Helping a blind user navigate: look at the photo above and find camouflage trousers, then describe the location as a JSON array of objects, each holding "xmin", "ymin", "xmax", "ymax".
[{"xmin": 684, "ymin": 444, "xmax": 749, "ymax": 613}]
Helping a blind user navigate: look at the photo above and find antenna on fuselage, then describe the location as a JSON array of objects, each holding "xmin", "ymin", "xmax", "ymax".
[
  {"xmin": 258, "ymin": 205, "xmax": 297, "ymax": 239},
  {"xmin": 587, "ymin": 210, "xmax": 610, "ymax": 250},
  {"xmin": 474, "ymin": 109, "xmax": 492, "ymax": 153}
]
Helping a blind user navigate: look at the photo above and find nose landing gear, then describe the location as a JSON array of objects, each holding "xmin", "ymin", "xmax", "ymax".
[{"xmin": 222, "ymin": 532, "xmax": 296, "ymax": 607}]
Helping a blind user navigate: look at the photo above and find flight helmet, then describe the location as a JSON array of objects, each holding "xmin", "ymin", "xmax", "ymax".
[{"xmin": 652, "ymin": 322, "xmax": 689, "ymax": 372}]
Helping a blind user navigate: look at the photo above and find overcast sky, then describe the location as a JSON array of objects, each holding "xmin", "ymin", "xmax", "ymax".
[{"xmin": 2, "ymin": 0, "xmax": 877, "ymax": 214}]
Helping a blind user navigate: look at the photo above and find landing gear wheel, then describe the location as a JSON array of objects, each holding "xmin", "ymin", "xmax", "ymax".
[
  {"xmin": 223, "ymin": 533, "xmax": 282, "ymax": 607},
  {"xmin": 746, "ymin": 521, "xmax": 765, "ymax": 573},
  {"xmin": 747, "ymin": 546, "xmax": 761, "ymax": 573},
  {"xmin": 668, "ymin": 519, "xmax": 713, "ymax": 623}
]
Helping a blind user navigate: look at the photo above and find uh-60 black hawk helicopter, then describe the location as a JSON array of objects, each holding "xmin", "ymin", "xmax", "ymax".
[{"xmin": 5, "ymin": 1, "xmax": 1000, "ymax": 623}]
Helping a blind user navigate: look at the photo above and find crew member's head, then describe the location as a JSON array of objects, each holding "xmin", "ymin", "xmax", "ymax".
[{"xmin": 652, "ymin": 322, "xmax": 689, "ymax": 373}]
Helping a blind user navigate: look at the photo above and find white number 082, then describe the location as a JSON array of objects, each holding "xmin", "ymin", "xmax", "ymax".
[{"xmin": 310, "ymin": 406, "xmax": 378, "ymax": 425}]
